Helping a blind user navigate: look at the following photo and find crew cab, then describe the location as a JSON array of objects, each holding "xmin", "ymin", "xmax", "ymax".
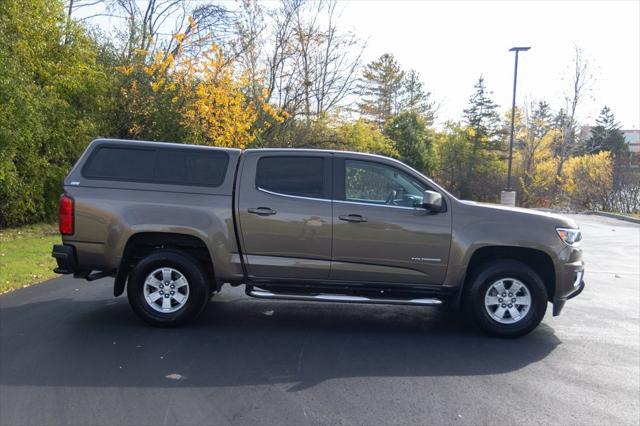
[{"xmin": 52, "ymin": 139, "xmax": 585, "ymax": 337}]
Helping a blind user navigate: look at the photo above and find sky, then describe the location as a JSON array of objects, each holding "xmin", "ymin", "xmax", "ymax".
[
  {"xmin": 335, "ymin": 0, "xmax": 640, "ymax": 128},
  {"xmin": 79, "ymin": 0, "xmax": 640, "ymax": 128}
]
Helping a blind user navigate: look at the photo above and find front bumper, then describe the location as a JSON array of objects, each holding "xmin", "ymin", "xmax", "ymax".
[
  {"xmin": 567, "ymin": 278, "xmax": 585, "ymax": 300},
  {"xmin": 553, "ymin": 263, "xmax": 585, "ymax": 316}
]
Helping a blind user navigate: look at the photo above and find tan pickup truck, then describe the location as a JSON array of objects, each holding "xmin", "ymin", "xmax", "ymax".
[{"xmin": 52, "ymin": 139, "xmax": 585, "ymax": 337}]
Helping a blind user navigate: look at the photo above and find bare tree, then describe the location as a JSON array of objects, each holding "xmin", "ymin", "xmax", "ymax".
[
  {"xmin": 268, "ymin": 0, "xmax": 306, "ymax": 114},
  {"xmin": 71, "ymin": 0, "xmax": 233, "ymax": 59},
  {"xmin": 312, "ymin": 1, "xmax": 364, "ymax": 118},
  {"xmin": 232, "ymin": 0, "xmax": 268, "ymax": 102},
  {"xmin": 288, "ymin": 0, "xmax": 364, "ymax": 121},
  {"xmin": 233, "ymin": 0, "xmax": 363, "ymax": 121},
  {"xmin": 554, "ymin": 47, "xmax": 592, "ymax": 195}
]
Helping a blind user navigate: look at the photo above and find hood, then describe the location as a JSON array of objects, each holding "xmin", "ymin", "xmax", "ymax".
[{"xmin": 458, "ymin": 200, "xmax": 579, "ymax": 229}]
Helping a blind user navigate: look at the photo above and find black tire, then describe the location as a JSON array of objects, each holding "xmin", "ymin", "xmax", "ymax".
[
  {"xmin": 127, "ymin": 250, "xmax": 210, "ymax": 327},
  {"xmin": 464, "ymin": 259, "xmax": 548, "ymax": 338}
]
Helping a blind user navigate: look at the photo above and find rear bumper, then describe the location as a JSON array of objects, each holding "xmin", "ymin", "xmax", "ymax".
[{"xmin": 52, "ymin": 244, "xmax": 77, "ymax": 274}]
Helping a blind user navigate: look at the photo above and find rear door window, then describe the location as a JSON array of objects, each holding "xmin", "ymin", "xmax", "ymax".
[{"xmin": 256, "ymin": 156, "xmax": 328, "ymax": 199}]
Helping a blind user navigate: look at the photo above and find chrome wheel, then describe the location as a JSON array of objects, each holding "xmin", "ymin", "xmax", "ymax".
[
  {"xmin": 143, "ymin": 268, "xmax": 189, "ymax": 313},
  {"xmin": 484, "ymin": 278, "xmax": 531, "ymax": 324}
]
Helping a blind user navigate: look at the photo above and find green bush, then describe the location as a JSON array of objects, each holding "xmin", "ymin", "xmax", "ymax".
[{"xmin": 0, "ymin": 0, "xmax": 110, "ymax": 227}]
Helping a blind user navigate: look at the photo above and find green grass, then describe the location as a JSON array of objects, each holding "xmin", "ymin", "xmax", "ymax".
[{"xmin": 0, "ymin": 223, "xmax": 61, "ymax": 294}]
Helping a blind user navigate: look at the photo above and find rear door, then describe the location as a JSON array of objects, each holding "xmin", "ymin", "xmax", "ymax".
[
  {"xmin": 236, "ymin": 151, "xmax": 333, "ymax": 280},
  {"xmin": 330, "ymin": 156, "xmax": 452, "ymax": 284}
]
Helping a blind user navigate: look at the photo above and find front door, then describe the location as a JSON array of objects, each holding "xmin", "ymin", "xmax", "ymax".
[
  {"xmin": 237, "ymin": 152, "xmax": 333, "ymax": 280},
  {"xmin": 331, "ymin": 157, "xmax": 452, "ymax": 284}
]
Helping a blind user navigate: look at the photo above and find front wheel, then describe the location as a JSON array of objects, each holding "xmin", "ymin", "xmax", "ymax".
[
  {"xmin": 127, "ymin": 250, "xmax": 210, "ymax": 327},
  {"xmin": 464, "ymin": 260, "xmax": 548, "ymax": 338}
]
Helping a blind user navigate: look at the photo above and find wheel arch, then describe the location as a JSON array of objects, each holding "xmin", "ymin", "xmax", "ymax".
[
  {"xmin": 460, "ymin": 245, "xmax": 556, "ymax": 304},
  {"xmin": 114, "ymin": 232, "xmax": 216, "ymax": 297}
]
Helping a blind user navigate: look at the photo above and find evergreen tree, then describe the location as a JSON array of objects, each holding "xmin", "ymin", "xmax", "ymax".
[
  {"xmin": 384, "ymin": 111, "xmax": 434, "ymax": 175},
  {"xmin": 463, "ymin": 76, "xmax": 501, "ymax": 143},
  {"xmin": 529, "ymin": 101, "xmax": 552, "ymax": 140},
  {"xmin": 551, "ymin": 108, "xmax": 577, "ymax": 156},
  {"xmin": 458, "ymin": 77, "xmax": 504, "ymax": 199},
  {"xmin": 402, "ymin": 70, "xmax": 435, "ymax": 125},
  {"xmin": 581, "ymin": 106, "xmax": 628, "ymax": 157},
  {"xmin": 357, "ymin": 53, "xmax": 405, "ymax": 127}
]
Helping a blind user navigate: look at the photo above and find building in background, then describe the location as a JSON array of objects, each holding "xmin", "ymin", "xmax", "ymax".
[
  {"xmin": 579, "ymin": 126, "xmax": 639, "ymax": 157},
  {"xmin": 622, "ymin": 129, "xmax": 640, "ymax": 154}
]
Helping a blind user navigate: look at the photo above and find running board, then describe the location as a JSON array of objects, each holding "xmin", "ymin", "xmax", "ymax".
[{"xmin": 246, "ymin": 287, "xmax": 442, "ymax": 306}]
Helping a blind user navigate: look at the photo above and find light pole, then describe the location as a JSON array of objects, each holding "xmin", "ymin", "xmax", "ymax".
[{"xmin": 501, "ymin": 46, "xmax": 530, "ymax": 207}]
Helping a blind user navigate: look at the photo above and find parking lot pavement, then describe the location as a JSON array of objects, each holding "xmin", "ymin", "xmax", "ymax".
[{"xmin": 0, "ymin": 214, "xmax": 638, "ymax": 425}]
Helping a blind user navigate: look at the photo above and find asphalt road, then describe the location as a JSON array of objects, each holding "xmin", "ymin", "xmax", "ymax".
[{"xmin": 1, "ymin": 214, "xmax": 639, "ymax": 425}]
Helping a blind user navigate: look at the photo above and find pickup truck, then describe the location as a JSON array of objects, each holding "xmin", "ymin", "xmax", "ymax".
[{"xmin": 52, "ymin": 139, "xmax": 585, "ymax": 337}]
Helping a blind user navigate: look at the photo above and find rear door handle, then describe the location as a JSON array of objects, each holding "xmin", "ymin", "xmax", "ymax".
[
  {"xmin": 339, "ymin": 214, "xmax": 367, "ymax": 223},
  {"xmin": 248, "ymin": 207, "xmax": 277, "ymax": 216}
]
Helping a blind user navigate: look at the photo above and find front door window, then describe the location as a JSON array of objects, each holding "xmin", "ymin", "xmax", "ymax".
[{"xmin": 345, "ymin": 160, "xmax": 426, "ymax": 207}]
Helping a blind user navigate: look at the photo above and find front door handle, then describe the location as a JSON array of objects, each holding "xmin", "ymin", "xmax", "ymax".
[
  {"xmin": 248, "ymin": 207, "xmax": 277, "ymax": 216},
  {"xmin": 339, "ymin": 214, "xmax": 367, "ymax": 223}
]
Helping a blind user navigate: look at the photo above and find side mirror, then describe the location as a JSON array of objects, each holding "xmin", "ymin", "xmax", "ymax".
[{"xmin": 422, "ymin": 190, "xmax": 443, "ymax": 212}]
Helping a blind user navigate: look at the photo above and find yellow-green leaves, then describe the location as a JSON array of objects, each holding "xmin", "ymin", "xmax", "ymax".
[
  {"xmin": 562, "ymin": 152, "xmax": 613, "ymax": 209},
  {"xmin": 118, "ymin": 36, "xmax": 284, "ymax": 149}
]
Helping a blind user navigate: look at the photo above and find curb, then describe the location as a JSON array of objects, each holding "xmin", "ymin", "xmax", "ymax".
[{"xmin": 582, "ymin": 211, "xmax": 640, "ymax": 224}]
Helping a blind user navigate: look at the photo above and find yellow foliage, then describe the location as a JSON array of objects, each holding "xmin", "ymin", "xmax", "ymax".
[
  {"xmin": 467, "ymin": 127, "xmax": 476, "ymax": 138},
  {"xmin": 517, "ymin": 130, "xmax": 559, "ymax": 207},
  {"xmin": 117, "ymin": 65, "xmax": 134, "ymax": 76},
  {"xmin": 562, "ymin": 151, "xmax": 613, "ymax": 209},
  {"xmin": 176, "ymin": 44, "xmax": 258, "ymax": 148},
  {"xmin": 117, "ymin": 20, "xmax": 285, "ymax": 148}
]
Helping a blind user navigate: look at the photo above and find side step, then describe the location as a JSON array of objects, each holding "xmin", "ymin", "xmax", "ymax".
[{"xmin": 246, "ymin": 287, "xmax": 442, "ymax": 306}]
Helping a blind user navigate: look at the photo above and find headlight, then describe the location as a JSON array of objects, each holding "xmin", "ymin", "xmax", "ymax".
[{"xmin": 556, "ymin": 227, "xmax": 582, "ymax": 246}]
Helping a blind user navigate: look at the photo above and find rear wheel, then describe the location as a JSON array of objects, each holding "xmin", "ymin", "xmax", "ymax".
[
  {"xmin": 127, "ymin": 250, "xmax": 210, "ymax": 327},
  {"xmin": 464, "ymin": 260, "xmax": 548, "ymax": 338}
]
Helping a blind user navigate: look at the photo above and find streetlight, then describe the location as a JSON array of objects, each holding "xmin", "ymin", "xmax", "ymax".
[{"xmin": 501, "ymin": 46, "xmax": 530, "ymax": 207}]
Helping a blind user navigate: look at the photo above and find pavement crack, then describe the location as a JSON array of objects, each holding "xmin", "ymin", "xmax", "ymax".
[{"xmin": 297, "ymin": 338, "xmax": 308, "ymax": 374}]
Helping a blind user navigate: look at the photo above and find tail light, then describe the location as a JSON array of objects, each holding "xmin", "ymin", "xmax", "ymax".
[{"xmin": 58, "ymin": 194, "xmax": 74, "ymax": 235}]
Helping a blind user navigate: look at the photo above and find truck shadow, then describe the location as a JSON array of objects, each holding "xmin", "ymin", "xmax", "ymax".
[{"xmin": 0, "ymin": 294, "xmax": 561, "ymax": 391}]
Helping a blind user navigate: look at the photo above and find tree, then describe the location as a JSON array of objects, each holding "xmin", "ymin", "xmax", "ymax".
[
  {"xmin": 516, "ymin": 131, "xmax": 560, "ymax": 208},
  {"xmin": 517, "ymin": 101, "xmax": 555, "ymax": 206},
  {"xmin": 553, "ymin": 47, "xmax": 591, "ymax": 197},
  {"xmin": 432, "ymin": 123, "xmax": 470, "ymax": 196},
  {"xmin": 401, "ymin": 70, "xmax": 436, "ymax": 125},
  {"xmin": 116, "ymin": 29, "xmax": 284, "ymax": 149},
  {"xmin": 336, "ymin": 119, "xmax": 398, "ymax": 157},
  {"xmin": 357, "ymin": 53, "xmax": 405, "ymax": 126},
  {"xmin": 292, "ymin": 0, "xmax": 364, "ymax": 122},
  {"xmin": 579, "ymin": 106, "xmax": 628, "ymax": 157},
  {"xmin": 457, "ymin": 76, "xmax": 505, "ymax": 200},
  {"xmin": 463, "ymin": 76, "xmax": 501, "ymax": 144},
  {"xmin": 0, "ymin": 0, "xmax": 110, "ymax": 227},
  {"xmin": 384, "ymin": 111, "xmax": 434, "ymax": 174},
  {"xmin": 256, "ymin": 112, "xmax": 337, "ymax": 149},
  {"xmin": 235, "ymin": 0, "xmax": 364, "ymax": 125},
  {"xmin": 562, "ymin": 151, "xmax": 613, "ymax": 210}
]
